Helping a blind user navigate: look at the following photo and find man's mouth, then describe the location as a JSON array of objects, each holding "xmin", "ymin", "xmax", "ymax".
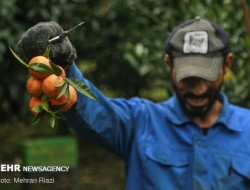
[{"xmin": 186, "ymin": 97, "xmax": 209, "ymax": 107}]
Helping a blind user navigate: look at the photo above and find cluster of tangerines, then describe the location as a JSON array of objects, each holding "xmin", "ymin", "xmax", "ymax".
[
  {"xmin": 27, "ymin": 55, "xmax": 77, "ymax": 116},
  {"xmin": 10, "ymin": 45, "xmax": 96, "ymax": 127}
]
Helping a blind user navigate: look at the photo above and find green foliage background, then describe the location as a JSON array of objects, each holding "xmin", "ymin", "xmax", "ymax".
[{"xmin": 1, "ymin": 0, "xmax": 250, "ymax": 124}]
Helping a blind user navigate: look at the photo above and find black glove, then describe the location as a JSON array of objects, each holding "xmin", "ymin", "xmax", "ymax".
[{"xmin": 17, "ymin": 21, "xmax": 77, "ymax": 67}]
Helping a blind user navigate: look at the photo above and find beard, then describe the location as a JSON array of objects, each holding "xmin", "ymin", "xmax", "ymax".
[{"xmin": 172, "ymin": 82, "xmax": 222, "ymax": 119}]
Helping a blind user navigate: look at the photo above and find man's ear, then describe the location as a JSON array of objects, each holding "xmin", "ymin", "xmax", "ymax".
[
  {"xmin": 223, "ymin": 52, "xmax": 233, "ymax": 74},
  {"xmin": 164, "ymin": 54, "xmax": 173, "ymax": 71}
]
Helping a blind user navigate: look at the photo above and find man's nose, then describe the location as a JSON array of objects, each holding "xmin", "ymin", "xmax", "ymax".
[
  {"xmin": 182, "ymin": 77, "xmax": 208, "ymax": 92},
  {"xmin": 182, "ymin": 77, "xmax": 203, "ymax": 87}
]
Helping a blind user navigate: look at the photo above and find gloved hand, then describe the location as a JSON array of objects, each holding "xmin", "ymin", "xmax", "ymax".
[{"xmin": 17, "ymin": 21, "xmax": 77, "ymax": 67}]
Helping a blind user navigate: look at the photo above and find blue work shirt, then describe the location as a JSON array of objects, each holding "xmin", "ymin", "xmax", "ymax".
[{"xmin": 62, "ymin": 63, "xmax": 250, "ymax": 190}]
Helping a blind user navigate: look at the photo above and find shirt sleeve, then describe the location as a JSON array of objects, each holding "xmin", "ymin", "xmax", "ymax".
[{"xmin": 61, "ymin": 62, "xmax": 145, "ymax": 158}]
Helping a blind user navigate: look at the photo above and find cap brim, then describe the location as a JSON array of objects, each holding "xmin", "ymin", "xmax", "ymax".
[{"xmin": 174, "ymin": 56, "xmax": 223, "ymax": 82}]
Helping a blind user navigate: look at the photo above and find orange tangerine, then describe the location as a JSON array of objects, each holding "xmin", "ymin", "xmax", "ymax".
[
  {"xmin": 58, "ymin": 66, "xmax": 66, "ymax": 78},
  {"xmin": 50, "ymin": 85, "xmax": 77, "ymax": 112},
  {"xmin": 26, "ymin": 76, "xmax": 43, "ymax": 98},
  {"xmin": 42, "ymin": 74, "xmax": 65, "ymax": 98},
  {"xmin": 29, "ymin": 97, "xmax": 42, "ymax": 116},
  {"xmin": 28, "ymin": 56, "xmax": 51, "ymax": 79}
]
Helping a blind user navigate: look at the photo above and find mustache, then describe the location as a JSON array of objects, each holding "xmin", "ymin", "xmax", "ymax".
[
  {"xmin": 171, "ymin": 82, "xmax": 212, "ymax": 100},
  {"xmin": 182, "ymin": 92, "xmax": 211, "ymax": 100}
]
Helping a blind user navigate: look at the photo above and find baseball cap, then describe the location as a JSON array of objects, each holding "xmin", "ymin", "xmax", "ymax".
[{"xmin": 165, "ymin": 16, "xmax": 230, "ymax": 82}]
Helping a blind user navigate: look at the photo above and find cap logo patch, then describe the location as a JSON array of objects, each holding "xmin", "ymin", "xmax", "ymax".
[{"xmin": 183, "ymin": 31, "xmax": 208, "ymax": 54}]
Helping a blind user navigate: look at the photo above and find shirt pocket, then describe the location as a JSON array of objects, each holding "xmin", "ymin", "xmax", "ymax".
[
  {"xmin": 143, "ymin": 144, "xmax": 190, "ymax": 189},
  {"xmin": 146, "ymin": 144, "xmax": 189, "ymax": 166},
  {"xmin": 221, "ymin": 156, "xmax": 250, "ymax": 190},
  {"xmin": 231, "ymin": 157, "xmax": 250, "ymax": 180}
]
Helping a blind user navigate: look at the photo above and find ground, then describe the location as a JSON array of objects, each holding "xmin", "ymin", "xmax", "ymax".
[{"xmin": 0, "ymin": 121, "xmax": 125, "ymax": 190}]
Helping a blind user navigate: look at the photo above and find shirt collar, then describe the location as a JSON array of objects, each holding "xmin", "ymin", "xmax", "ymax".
[
  {"xmin": 217, "ymin": 93, "xmax": 242, "ymax": 132},
  {"xmin": 165, "ymin": 94, "xmax": 191, "ymax": 125},
  {"xmin": 165, "ymin": 93, "xmax": 242, "ymax": 132}
]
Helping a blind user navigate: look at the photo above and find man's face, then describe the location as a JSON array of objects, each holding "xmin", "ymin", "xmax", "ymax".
[{"xmin": 171, "ymin": 69, "xmax": 224, "ymax": 119}]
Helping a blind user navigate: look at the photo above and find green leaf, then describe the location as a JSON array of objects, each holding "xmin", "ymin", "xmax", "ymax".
[
  {"xmin": 50, "ymin": 103, "xmax": 67, "ymax": 112},
  {"xmin": 41, "ymin": 96, "xmax": 50, "ymax": 112},
  {"xmin": 31, "ymin": 105, "xmax": 44, "ymax": 113},
  {"xmin": 42, "ymin": 96, "xmax": 62, "ymax": 115},
  {"xmin": 56, "ymin": 81, "xmax": 68, "ymax": 99},
  {"xmin": 55, "ymin": 81, "xmax": 66, "ymax": 88},
  {"xmin": 65, "ymin": 85, "xmax": 70, "ymax": 102},
  {"xmin": 43, "ymin": 45, "xmax": 51, "ymax": 58},
  {"xmin": 49, "ymin": 116, "xmax": 58, "ymax": 128},
  {"xmin": 32, "ymin": 116, "xmax": 42, "ymax": 126},
  {"xmin": 31, "ymin": 112, "xmax": 45, "ymax": 126},
  {"xmin": 66, "ymin": 78, "xmax": 97, "ymax": 101},
  {"xmin": 49, "ymin": 60, "xmax": 62, "ymax": 76},
  {"xmin": 43, "ymin": 45, "xmax": 62, "ymax": 76},
  {"xmin": 28, "ymin": 63, "xmax": 53, "ymax": 74},
  {"xmin": 9, "ymin": 46, "xmax": 28, "ymax": 68}
]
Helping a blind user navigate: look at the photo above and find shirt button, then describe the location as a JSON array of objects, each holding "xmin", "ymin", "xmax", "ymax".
[{"xmin": 196, "ymin": 140, "xmax": 202, "ymax": 145}]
